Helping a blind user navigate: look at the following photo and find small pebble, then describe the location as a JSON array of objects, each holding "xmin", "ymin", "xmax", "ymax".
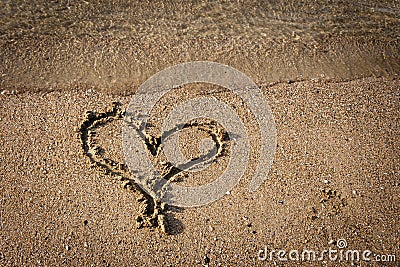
[
  {"xmin": 65, "ymin": 245, "xmax": 70, "ymax": 251},
  {"xmin": 225, "ymin": 191, "xmax": 230, "ymax": 195},
  {"xmin": 324, "ymin": 179, "xmax": 329, "ymax": 184},
  {"xmin": 204, "ymin": 255, "xmax": 210, "ymax": 265}
]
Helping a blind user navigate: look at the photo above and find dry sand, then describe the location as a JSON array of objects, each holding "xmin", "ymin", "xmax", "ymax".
[{"xmin": 1, "ymin": 77, "xmax": 399, "ymax": 266}]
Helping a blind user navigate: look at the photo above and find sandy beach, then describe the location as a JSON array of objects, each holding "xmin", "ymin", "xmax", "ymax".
[
  {"xmin": 1, "ymin": 77, "xmax": 399, "ymax": 266},
  {"xmin": 1, "ymin": 1, "xmax": 399, "ymax": 266}
]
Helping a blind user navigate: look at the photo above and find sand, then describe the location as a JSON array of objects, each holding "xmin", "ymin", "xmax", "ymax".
[
  {"xmin": 1, "ymin": 77, "xmax": 399, "ymax": 266},
  {"xmin": 1, "ymin": 1, "xmax": 400, "ymax": 266}
]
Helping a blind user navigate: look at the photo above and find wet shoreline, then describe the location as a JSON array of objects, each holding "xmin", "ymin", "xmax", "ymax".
[
  {"xmin": 1, "ymin": 0, "xmax": 399, "ymax": 94},
  {"xmin": 1, "ymin": 34, "xmax": 399, "ymax": 95}
]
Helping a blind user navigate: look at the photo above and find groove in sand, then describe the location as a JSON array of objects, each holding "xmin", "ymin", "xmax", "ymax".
[{"xmin": 78, "ymin": 102, "xmax": 230, "ymax": 234}]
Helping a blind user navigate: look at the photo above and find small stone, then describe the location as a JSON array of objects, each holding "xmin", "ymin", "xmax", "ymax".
[
  {"xmin": 204, "ymin": 255, "xmax": 210, "ymax": 265},
  {"xmin": 83, "ymin": 241, "xmax": 88, "ymax": 248},
  {"xmin": 278, "ymin": 200, "xmax": 284, "ymax": 204},
  {"xmin": 209, "ymin": 225, "xmax": 214, "ymax": 231},
  {"xmin": 225, "ymin": 191, "xmax": 230, "ymax": 195},
  {"xmin": 324, "ymin": 179, "xmax": 329, "ymax": 184},
  {"xmin": 65, "ymin": 245, "xmax": 70, "ymax": 251},
  {"xmin": 352, "ymin": 190, "xmax": 357, "ymax": 195}
]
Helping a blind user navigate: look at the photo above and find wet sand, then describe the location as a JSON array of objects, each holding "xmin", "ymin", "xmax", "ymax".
[
  {"xmin": 1, "ymin": 1, "xmax": 400, "ymax": 266},
  {"xmin": 1, "ymin": 1, "xmax": 400, "ymax": 94}
]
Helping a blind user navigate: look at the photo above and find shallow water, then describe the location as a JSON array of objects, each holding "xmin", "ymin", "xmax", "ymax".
[
  {"xmin": 1, "ymin": 1, "xmax": 399, "ymax": 41},
  {"xmin": 0, "ymin": 0, "xmax": 399, "ymax": 93}
]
